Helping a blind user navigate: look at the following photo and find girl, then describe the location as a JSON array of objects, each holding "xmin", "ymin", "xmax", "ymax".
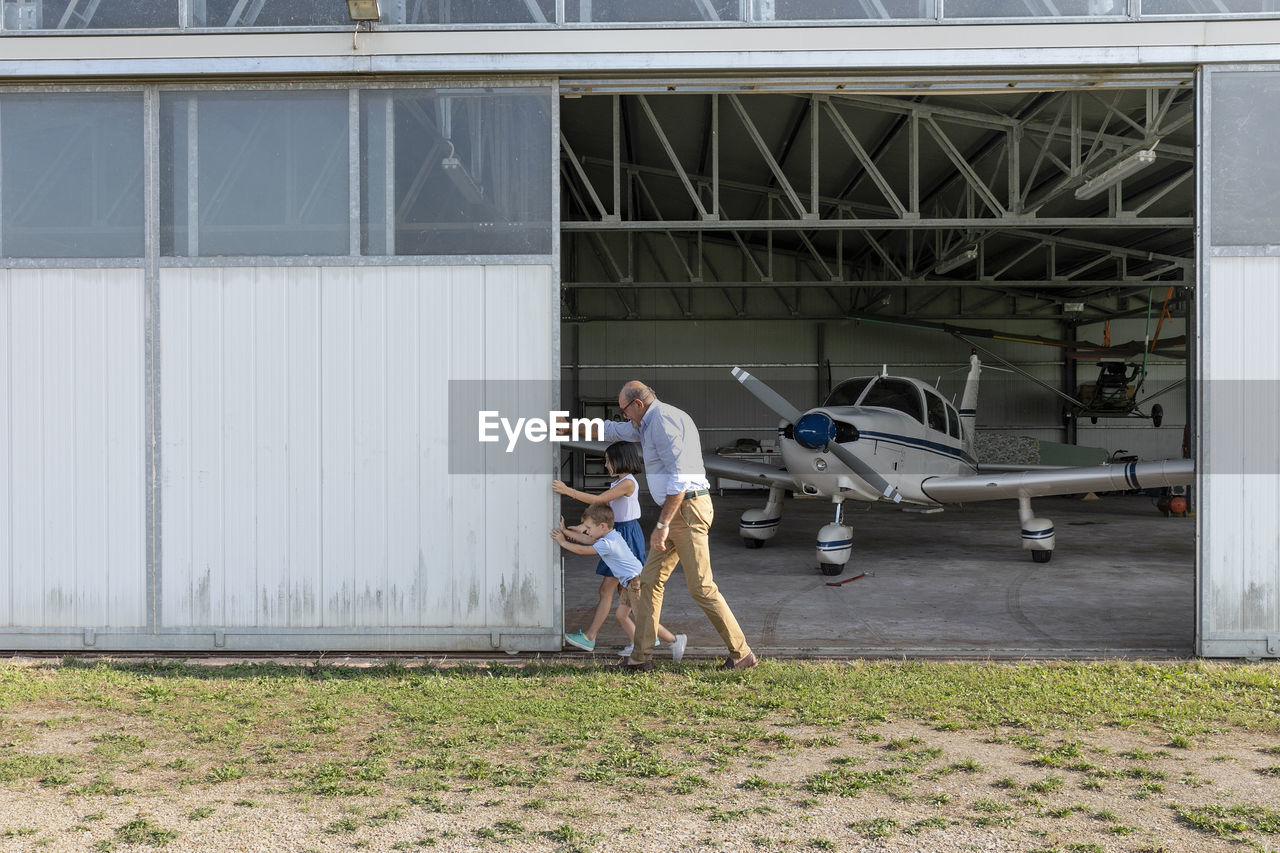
[{"xmin": 554, "ymin": 441, "xmax": 685, "ymax": 659}]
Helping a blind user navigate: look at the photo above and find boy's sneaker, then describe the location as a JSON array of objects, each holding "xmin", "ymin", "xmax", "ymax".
[
  {"xmin": 670, "ymin": 634, "xmax": 688, "ymax": 663},
  {"xmin": 618, "ymin": 639, "xmax": 661, "ymax": 657},
  {"xmin": 564, "ymin": 631, "xmax": 595, "ymax": 652}
]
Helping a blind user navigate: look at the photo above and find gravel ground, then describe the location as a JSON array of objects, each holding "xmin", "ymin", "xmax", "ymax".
[{"xmin": 2, "ymin": 718, "xmax": 1276, "ymax": 853}]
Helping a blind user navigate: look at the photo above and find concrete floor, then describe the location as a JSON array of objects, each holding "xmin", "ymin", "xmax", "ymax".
[{"xmin": 561, "ymin": 491, "xmax": 1196, "ymax": 660}]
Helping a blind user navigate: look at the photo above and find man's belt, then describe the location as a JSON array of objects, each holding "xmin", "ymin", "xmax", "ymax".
[{"xmin": 683, "ymin": 489, "xmax": 710, "ymax": 499}]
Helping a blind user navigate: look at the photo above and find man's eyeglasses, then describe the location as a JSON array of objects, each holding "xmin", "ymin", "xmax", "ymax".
[{"xmin": 620, "ymin": 398, "xmax": 643, "ymax": 416}]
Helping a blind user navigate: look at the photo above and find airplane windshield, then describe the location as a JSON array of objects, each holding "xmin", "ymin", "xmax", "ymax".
[
  {"xmin": 859, "ymin": 379, "xmax": 924, "ymax": 423},
  {"xmin": 824, "ymin": 378, "xmax": 873, "ymax": 407}
]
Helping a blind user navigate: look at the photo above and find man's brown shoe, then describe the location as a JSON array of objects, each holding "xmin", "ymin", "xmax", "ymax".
[
  {"xmin": 617, "ymin": 659, "xmax": 654, "ymax": 672},
  {"xmin": 721, "ymin": 652, "xmax": 758, "ymax": 670}
]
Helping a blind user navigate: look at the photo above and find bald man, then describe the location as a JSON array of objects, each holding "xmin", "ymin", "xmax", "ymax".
[{"xmin": 596, "ymin": 381, "xmax": 756, "ymax": 671}]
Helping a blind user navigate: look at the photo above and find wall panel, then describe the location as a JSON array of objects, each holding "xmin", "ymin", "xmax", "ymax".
[
  {"xmin": 0, "ymin": 269, "xmax": 146, "ymax": 632},
  {"xmin": 158, "ymin": 264, "xmax": 557, "ymax": 649}
]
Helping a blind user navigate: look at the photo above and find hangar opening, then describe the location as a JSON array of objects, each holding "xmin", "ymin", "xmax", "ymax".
[{"xmin": 557, "ymin": 73, "xmax": 1197, "ymax": 656}]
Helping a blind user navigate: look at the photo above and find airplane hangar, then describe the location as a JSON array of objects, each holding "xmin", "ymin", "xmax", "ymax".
[{"xmin": 0, "ymin": 2, "xmax": 1274, "ymax": 659}]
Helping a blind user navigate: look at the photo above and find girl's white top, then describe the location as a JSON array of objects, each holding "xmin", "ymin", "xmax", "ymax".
[{"xmin": 609, "ymin": 474, "xmax": 642, "ymax": 523}]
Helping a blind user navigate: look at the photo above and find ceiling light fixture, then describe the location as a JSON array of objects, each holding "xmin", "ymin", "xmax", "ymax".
[{"xmin": 1074, "ymin": 148, "xmax": 1158, "ymax": 201}]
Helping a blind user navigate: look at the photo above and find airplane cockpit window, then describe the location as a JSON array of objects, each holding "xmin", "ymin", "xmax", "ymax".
[
  {"xmin": 946, "ymin": 403, "xmax": 961, "ymax": 439},
  {"xmin": 925, "ymin": 391, "xmax": 947, "ymax": 434},
  {"xmin": 859, "ymin": 379, "xmax": 924, "ymax": 424},
  {"xmin": 824, "ymin": 378, "xmax": 874, "ymax": 408}
]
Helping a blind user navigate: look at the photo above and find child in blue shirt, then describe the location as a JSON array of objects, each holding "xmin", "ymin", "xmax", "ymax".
[{"xmin": 552, "ymin": 503, "xmax": 686, "ymax": 662}]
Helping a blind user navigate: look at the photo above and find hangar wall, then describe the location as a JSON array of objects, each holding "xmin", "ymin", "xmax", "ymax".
[{"xmin": 1199, "ymin": 67, "xmax": 1280, "ymax": 658}]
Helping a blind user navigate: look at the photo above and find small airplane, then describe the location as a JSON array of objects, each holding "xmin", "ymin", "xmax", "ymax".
[{"xmin": 645, "ymin": 353, "xmax": 1193, "ymax": 574}]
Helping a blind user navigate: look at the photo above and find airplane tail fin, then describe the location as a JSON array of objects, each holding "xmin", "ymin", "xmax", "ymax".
[{"xmin": 959, "ymin": 351, "xmax": 981, "ymax": 461}]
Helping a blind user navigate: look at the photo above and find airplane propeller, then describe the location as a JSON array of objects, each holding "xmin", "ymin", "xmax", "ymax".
[{"xmin": 731, "ymin": 367, "xmax": 902, "ymax": 504}]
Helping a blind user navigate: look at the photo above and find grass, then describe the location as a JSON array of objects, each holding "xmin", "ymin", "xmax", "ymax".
[{"xmin": 1, "ymin": 658, "xmax": 1279, "ymax": 847}]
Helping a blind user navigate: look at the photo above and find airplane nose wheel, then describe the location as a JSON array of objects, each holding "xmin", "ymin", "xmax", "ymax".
[
  {"xmin": 1031, "ymin": 550, "xmax": 1052, "ymax": 564},
  {"xmin": 744, "ymin": 539, "xmax": 764, "ymax": 549}
]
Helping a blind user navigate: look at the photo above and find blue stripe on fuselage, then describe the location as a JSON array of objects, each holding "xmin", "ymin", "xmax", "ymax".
[{"xmin": 858, "ymin": 430, "xmax": 978, "ymax": 467}]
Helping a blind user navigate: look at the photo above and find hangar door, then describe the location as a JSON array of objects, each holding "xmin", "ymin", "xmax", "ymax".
[
  {"xmin": 0, "ymin": 82, "xmax": 560, "ymax": 652},
  {"xmin": 1199, "ymin": 66, "xmax": 1280, "ymax": 659}
]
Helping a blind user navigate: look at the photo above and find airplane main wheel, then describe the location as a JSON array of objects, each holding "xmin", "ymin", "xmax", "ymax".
[
  {"xmin": 1031, "ymin": 550, "xmax": 1053, "ymax": 564},
  {"xmin": 820, "ymin": 564, "xmax": 843, "ymax": 576},
  {"xmin": 1152, "ymin": 403, "xmax": 1164, "ymax": 428},
  {"xmin": 744, "ymin": 539, "xmax": 764, "ymax": 549}
]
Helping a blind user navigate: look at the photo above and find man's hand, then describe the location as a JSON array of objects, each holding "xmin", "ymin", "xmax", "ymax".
[
  {"xmin": 650, "ymin": 526, "xmax": 669, "ymax": 552},
  {"xmin": 551, "ymin": 528, "xmax": 566, "ymax": 544}
]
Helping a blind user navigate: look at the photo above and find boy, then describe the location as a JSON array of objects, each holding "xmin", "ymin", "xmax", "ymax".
[{"xmin": 552, "ymin": 504, "xmax": 687, "ymax": 663}]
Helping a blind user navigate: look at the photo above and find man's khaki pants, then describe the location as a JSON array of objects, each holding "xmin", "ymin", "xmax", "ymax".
[{"xmin": 630, "ymin": 493, "xmax": 751, "ymax": 664}]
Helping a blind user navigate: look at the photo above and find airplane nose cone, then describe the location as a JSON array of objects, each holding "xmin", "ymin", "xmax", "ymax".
[{"xmin": 794, "ymin": 411, "xmax": 837, "ymax": 450}]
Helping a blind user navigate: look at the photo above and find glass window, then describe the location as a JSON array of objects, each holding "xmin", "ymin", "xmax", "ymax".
[
  {"xmin": 1, "ymin": 93, "xmax": 144, "ymax": 258},
  {"xmin": 361, "ymin": 88, "xmax": 552, "ymax": 256},
  {"xmin": 823, "ymin": 377, "xmax": 873, "ymax": 407},
  {"xmin": 190, "ymin": 0, "xmax": 348, "ymax": 26},
  {"xmin": 567, "ymin": 0, "xmax": 742, "ymax": 22},
  {"xmin": 1210, "ymin": 71, "xmax": 1280, "ymax": 247},
  {"xmin": 945, "ymin": 0, "xmax": 1123, "ymax": 16},
  {"xmin": 396, "ymin": 0, "xmax": 556, "ymax": 23},
  {"xmin": 946, "ymin": 402, "xmax": 960, "ymax": 439},
  {"xmin": 925, "ymin": 390, "xmax": 947, "ymax": 434},
  {"xmin": 859, "ymin": 379, "xmax": 924, "ymax": 423},
  {"xmin": 1141, "ymin": 0, "xmax": 1280, "ymax": 14},
  {"xmin": 160, "ymin": 90, "xmax": 350, "ymax": 257},
  {"xmin": 761, "ymin": 0, "xmax": 932, "ymax": 20},
  {"xmin": 1, "ymin": 0, "xmax": 178, "ymax": 29}
]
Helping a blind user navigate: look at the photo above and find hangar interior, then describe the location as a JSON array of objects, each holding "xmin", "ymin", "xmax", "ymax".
[
  {"xmin": 559, "ymin": 74, "xmax": 1195, "ymax": 465},
  {"xmin": 556, "ymin": 72, "xmax": 1200, "ymax": 655}
]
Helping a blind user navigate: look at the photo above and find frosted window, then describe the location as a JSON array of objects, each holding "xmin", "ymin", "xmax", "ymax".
[
  {"xmin": 761, "ymin": 0, "xmax": 932, "ymax": 20},
  {"xmin": 1, "ymin": 0, "xmax": 178, "ymax": 29},
  {"xmin": 568, "ymin": 0, "xmax": 742, "ymax": 22},
  {"xmin": 1210, "ymin": 72, "xmax": 1280, "ymax": 247},
  {"xmin": 160, "ymin": 91, "xmax": 350, "ymax": 257},
  {"xmin": 0, "ymin": 94, "xmax": 144, "ymax": 258},
  {"xmin": 190, "ymin": 0, "xmax": 348, "ymax": 26},
  {"xmin": 945, "ymin": 0, "xmax": 1123, "ymax": 16},
  {"xmin": 1141, "ymin": 0, "xmax": 1280, "ymax": 14},
  {"xmin": 395, "ymin": 0, "xmax": 555, "ymax": 23},
  {"xmin": 361, "ymin": 88, "xmax": 552, "ymax": 256}
]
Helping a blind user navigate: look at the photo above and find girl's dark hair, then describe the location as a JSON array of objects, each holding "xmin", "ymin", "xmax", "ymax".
[{"xmin": 604, "ymin": 441, "xmax": 643, "ymax": 476}]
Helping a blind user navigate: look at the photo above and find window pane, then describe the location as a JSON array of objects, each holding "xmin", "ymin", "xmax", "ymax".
[
  {"xmin": 1, "ymin": 93, "xmax": 144, "ymax": 258},
  {"xmin": 396, "ymin": 0, "xmax": 555, "ymax": 23},
  {"xmin": 1, "ymin": 0, "xmax": 178, "ymax": 29},
  {"xmin": 824, "ymin": 378, "xmax": 873, "ymax": 407},
  {"xmin": 361, "ymin": 88, "xmax": 552, "ymax": 256},
  {"xmin": 946, "ymin": 404, "xmax": 960, "ymax": 439},
  {"xmin": 191, "ymin": 0, "xmax": 348, "ymax": 26},
  {"xmin": 762, "ymin": 0, "xmax": 932, "ymax": 21},
  {"xmin": 945, "ymin": 0, "xmax": 1123, "ymax": 16},
  {"xmin": 160, "ymin": 91, "xmax": 350, "ymax": 257},
  {"xmin": 567, "ymin": 0, "xmax": 742, "ymax": 22},
  {"xmin": 925, "ymin": 391, "xmax": 947, "ymax": 433},
  {"xmin": 1142, "ymin": 0, "xmax": 1280, "ymax": 14},
  {"xmin": 1210, "ymin": 71, "xmax": 1280, "ymax": 247},
  {"xmin": 860, "ymin": 379, "xmax": 923, "ymax": 423}
]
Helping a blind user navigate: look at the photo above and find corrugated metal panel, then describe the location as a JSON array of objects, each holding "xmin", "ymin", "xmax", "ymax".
[
  {"xmin": 158, "ymin": 265, "xmax": 556, "ymax": 638},
  {"xmin": 0, "ymin": 269, "xmax": 147, "ymax": 629},
  {"xmin": 1201, "ymin": 256, "xmax": 1280, "ymax": 647}
]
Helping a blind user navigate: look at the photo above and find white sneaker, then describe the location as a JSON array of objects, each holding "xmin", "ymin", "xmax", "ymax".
[
  {"xmin": 671, "ymin": 634, "xmax": 688, "ymax": 663},
  {"xmin": 617, "ymin": 639, "xmax": 661, "ymax": 657}
]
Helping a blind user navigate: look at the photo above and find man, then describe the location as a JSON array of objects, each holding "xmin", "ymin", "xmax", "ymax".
[{"xmin": 595, "ymin": 380, "xmax": 757, "ymax": 671}]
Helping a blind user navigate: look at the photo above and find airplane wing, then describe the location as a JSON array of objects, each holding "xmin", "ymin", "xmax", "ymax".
[
  {"xmin": 920, "ymin": 459, "xmax": 1193, "ymax": 503},
  {"xmin": 559, "ymin": 440, "xmax": 795, "ymax": 489}
]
